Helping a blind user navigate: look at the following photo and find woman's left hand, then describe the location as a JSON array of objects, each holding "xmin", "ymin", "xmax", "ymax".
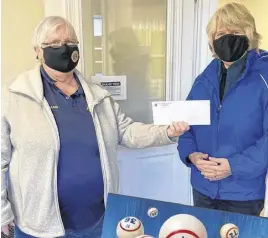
[
  {"xmin": 167, "ymin": 121, "xmax": 190, "ymax": 137},
  {"xmin": 202, "ymin": 157, "xmax": 232, "ymax": 181}
]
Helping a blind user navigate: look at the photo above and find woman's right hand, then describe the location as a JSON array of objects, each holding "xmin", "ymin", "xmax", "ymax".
[
  {"xmin": 1, "ymin": 222, "xmax": 14, "ymax": 235},
  {"xmin": 189, "ymin": 152, "xmax": 209, "ymax": 164}
]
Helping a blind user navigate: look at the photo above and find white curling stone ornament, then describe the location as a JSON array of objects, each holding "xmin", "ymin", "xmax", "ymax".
[
  {"xmin": 147, "ymin": 207, "xmax": 158, "ymax": 218},
  {"xmin": 116, "ymin": 216, "xmax": 144, "ymax": 238},
  {"xmin": 159, "ymin": 214, "xmax": 207, "ymax": 238},
  {"xmin": 220, "ymin": 223, "xmax": 239, "ymax": 238}
]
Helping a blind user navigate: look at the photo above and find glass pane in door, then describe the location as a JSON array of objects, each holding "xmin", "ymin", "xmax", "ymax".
[{"xmin": 82, "ymin": 0, "xmax": 167, "ymax": 123}]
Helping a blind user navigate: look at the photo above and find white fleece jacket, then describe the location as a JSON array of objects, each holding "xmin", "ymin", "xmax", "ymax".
[{"xmin": 1, "ymin": 65, "xmax": 173, "ymax": 237}]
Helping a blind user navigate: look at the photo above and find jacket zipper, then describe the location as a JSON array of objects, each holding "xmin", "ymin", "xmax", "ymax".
[
  {"xmin": 213, "ymin": 70, "xmax": 248, "ymax": 198},
  {"xmin": 216, "ymin": 94, "xmax": 221, "ymax": 199},
  {"xmin": 215, "ymin": 70, "xmax": 248, "ymax": 135},
  {"xmin": 75, "ymin": 77, "xmax": 110, "ymax": 204},
  {"xmin": 42, "ymin": 100, "xmax": 65, "ymax": 234},
  {"xmin": 87, "ymin": 101, "xmax": 108, "ymax": 205}
]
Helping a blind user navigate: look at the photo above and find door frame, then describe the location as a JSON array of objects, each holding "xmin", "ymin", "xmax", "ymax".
[{"xmin": 166, "ymin": 0, "xmax": 218, "ymax": 101}]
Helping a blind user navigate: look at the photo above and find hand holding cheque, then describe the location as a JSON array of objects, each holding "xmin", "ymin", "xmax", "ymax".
[
  {"xmin": 167, "ymin": 121, "xmax": 190, "ymax": 137},
  {"xmin": 153, "ymin": 100, "xmax": 231, "ymax": 181}
]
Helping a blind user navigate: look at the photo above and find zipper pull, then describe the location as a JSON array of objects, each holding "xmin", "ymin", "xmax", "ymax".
[{"xmin": 218, "ymin": 105, "xmax": 222, "ymax": 111}]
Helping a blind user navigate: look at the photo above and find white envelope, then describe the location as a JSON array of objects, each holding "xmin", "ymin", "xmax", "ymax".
[{"xmin": 152, "ymin": 100, "xmax": 211, "ymax": 126}]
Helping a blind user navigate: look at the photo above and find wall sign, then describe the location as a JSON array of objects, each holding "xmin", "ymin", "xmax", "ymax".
[{"xmin": 91, "ymin": 75, "xmax": 127, "ymax": 101}]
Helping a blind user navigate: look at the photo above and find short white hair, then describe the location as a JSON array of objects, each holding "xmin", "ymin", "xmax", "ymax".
[{"xmin": 32, "ymin": 16, "xmax": 77, "ymax": 48}]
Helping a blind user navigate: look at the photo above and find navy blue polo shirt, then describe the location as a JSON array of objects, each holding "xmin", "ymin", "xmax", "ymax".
[{"xmin": 41, "ymin": 67, "xmax": 105, "ymax": 231}]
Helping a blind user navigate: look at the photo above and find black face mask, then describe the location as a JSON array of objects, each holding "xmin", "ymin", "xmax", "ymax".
[
  {"xmin": 43, "ymin": 44, "xmax": 80, "ymax": 72},
  {"xmin": 213, "ymin": 34, "xmax": 249, "ymax": 62}
]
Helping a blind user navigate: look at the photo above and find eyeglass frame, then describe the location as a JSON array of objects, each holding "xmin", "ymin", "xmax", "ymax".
[{"xmin": 41, "ymin": 40, "xmax": 79, "ymax": 49}]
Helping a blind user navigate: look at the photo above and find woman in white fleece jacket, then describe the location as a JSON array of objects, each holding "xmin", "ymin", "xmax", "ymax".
[{"xmin": 1, "ymin": 16, "xmax": 189, "ymax": 238}]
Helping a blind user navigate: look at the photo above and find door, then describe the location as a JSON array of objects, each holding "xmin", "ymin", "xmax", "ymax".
[
  {"xmin": 80, "ymin": 0, "xmax": 195, "ymax": 205},
  {"xmin": 83, "ymin": 0, "xmax": 168, "ymax": 123}
]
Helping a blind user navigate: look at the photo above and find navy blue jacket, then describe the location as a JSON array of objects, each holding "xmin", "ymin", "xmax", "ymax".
[{"xmin": 178, "ymin": 50, "xmax": 268, "ymax": 201}]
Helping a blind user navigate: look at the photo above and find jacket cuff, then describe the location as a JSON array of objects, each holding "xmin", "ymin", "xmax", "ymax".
[
  {"xmin": 185, "ymin": 156, "xmax": 195, "ymax": 168},
  {"xmin": 186, "ymin": 156, "xmax": 192, "ymax": 164},
  {"xmin": 159, "ymin": 126, "xmax": 176, "ymax": 145},
  {"xmin": 179, "ymin": 148, "xmax": 197, "ymax": 168}
]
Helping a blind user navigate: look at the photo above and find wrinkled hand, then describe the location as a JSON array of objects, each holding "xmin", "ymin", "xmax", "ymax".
[
  {"xmin": 202, "ymin": 157, "xmax": 232, "ymax": 181},
  {"xmin": 189, "ymin": 152, "xmax": 219, "ymax": 172},
  {"xmin": 167, "ymin": 121, "xmax": 190, "ymax": 137},
  {"xmin": 1, "ymin": 222, "xmax": 14, "ymax": 235}
]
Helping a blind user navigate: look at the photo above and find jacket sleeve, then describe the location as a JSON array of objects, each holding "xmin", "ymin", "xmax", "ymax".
[
  {"xmin": 178, "ymin": 129, "xmax": 198, "ymax": 167},
  {"xmin": 177, "ymin": 89, "xmax": 198, "ymax": 167},
  {"xmin": 228, "ymin": 101, "xmax": 268, "ymax": 180},
  {"xmin": 111, "ymin": 99, "xmax": 175, "ymax": 148},
  {"xmin": 1, "ymin": 87, "xmax": 14, "ymax": 226}
]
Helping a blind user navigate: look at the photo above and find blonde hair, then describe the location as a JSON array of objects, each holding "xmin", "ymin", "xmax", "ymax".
[
  {"xmin": 207, "ymin": 3, "xmax": 261, "ymax": 54},
  {"xmin": 32, "ymin": 16, "xmax": 77, "ymax": 48}
]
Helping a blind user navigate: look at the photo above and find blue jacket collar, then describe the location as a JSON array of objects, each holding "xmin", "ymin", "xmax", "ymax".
[{"xmin": 202, "ymin": 49, "xmax": 268, "ymax": 89}]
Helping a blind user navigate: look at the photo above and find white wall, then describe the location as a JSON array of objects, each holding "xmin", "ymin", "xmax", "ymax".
[
  {"xmin": 218, "ymin": 0, "xmax": 268, "ymax": 50},
  {"xmin": 1, "ymin": 0, "xmax": 44, "ymax": 84}
]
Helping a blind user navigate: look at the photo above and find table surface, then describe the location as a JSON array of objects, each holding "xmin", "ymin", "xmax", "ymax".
[{"xmin": 102, "ymin": 193, "xmax": 268, "ymax": 238}]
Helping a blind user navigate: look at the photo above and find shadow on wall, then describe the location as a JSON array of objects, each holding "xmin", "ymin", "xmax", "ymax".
[{"xmin": 109, "ymin": 27, "xmax": 153, "ymax": 124}]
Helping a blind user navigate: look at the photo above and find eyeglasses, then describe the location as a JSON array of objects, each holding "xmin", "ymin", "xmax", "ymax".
[{"xmin": 41, "ymin": 40, "xmax": 79, "ymax": 49}]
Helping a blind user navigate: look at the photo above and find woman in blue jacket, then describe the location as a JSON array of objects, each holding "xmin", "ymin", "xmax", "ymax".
[{"xmin": 178, "ymin": 2, "xmax": 268, "ymax": 215}]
